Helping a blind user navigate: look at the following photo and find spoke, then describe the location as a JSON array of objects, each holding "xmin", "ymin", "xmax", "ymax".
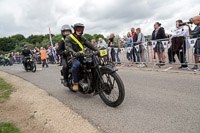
[
  {"xmin": 112, "ymin": 79, "xmax": 116, "ymax": 88},
  {"xmin": 102, "ymin": 73, "xmax": 120, "ymax": 102},
  {"xmin": 105, "ymin": 74, "xmax": 111, "ymax": 84},
  {"xmin": 112, "ymin": 89, "xmax": 119, "ymax": 99}
]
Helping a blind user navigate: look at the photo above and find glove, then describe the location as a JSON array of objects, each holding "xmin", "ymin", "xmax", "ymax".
[
  {"xmin": 73, "ymin": 52, "xmax": 83, "ymax": 58},
  {"xmin": 63, "ymin": 51, "xmax": 68, "ymax": 56}
]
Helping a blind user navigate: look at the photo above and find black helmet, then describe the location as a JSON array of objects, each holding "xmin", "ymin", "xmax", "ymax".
[
  {"xmin": 72, "ymin": 23, "xmax": 85, "ymax": 35},
  {"xmin": 61, "ymin": 25, "xmax": 72, "ymax": 38},
  {"xmin": 24, "ymin": 45, "xmax": 28, "ymax": 48}
]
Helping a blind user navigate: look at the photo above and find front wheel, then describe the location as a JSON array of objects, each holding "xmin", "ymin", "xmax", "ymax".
[
  {"xmin": 99, "ymin": 72, "xmax": 125, "ymax": 107},
  {"xmin": 32, "ymin": 62, "xmax": 36, "ymax": 72}
]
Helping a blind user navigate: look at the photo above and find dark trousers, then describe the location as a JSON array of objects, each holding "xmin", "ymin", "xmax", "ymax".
[
  {"xmin": 168, "ymin": 46, "xmax": 176, "ymax": 63},
  {"xmin": 42, "ymin": 59, "xmax": 48, "ymax": 67},
  {"xmin": 168, "ymin": 46, "xmax": 187, "ymax": 67},
  {"xmin": 62, "ymin": 58, "xmax": 68, "ymax": 80},
  {"xmin": 22, "ymin": 58, "xmax": 27, "ymax": 68}
]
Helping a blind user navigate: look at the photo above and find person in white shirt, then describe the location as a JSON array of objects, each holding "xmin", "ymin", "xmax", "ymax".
[
  {"xmin": 168, "ymin": 20, "xmax": 189, "ymax": 68},
  {"xmin": 97, "ymin": 38, "xmax": 107, "ymax": 49}
]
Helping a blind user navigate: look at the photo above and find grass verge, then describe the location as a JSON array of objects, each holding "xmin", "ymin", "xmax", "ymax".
[
  {"xmin": 0, "ymin": 78, "xmax": 13, "ymax": 103},
  {"xmin": 0, "ymin": 122, "xmax": 20, "ymax": 133}
]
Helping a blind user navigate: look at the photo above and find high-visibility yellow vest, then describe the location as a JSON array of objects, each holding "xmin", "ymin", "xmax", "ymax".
[
  {"xmin": 62, "ymin": 37, "xmax": 65, "ymax": 42},
  {"xmin": 69, "ymin": 34, "xmax": 83, "ymax": 53},
  {"xmin": 4, "ymin": 56, "xmax": 9, "ymax": 60}
]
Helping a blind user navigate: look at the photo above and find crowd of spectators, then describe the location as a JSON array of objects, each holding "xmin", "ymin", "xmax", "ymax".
[{"xmin": 1, "ymin": 16, "xmax": 200, "ymax": 71}]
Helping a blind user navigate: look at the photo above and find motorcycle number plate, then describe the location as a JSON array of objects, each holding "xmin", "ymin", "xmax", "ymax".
[{"xmin": 100, "ymin": 49, "xmax": 107, "ymax": 56}]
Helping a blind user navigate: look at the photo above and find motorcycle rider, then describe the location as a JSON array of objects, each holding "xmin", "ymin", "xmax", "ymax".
[
  {"xmin": 4, "ymin": 54, "xmax": 10, "ymax": 66},
  {"xmin": 21, "ymin": 45, "xmax": 33, "ymax": 70},
  {"xmin": 65, "ymin": 23, "xmax": 98, "ymax": 91},
  {"xmin": 57, "ymin": 25, "xmax": 72, "ymax": 86}
]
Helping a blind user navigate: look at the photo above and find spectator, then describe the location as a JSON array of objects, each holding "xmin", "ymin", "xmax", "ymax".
[
  {"xmin": 151, "ymin": 22, "xmax": 166, "ymax": 65},
  {"xmin": 0, "ymin": 54, "xmax": 4, "ymax": 65},
  {"xmin": 84, "ymin": 39, "xmax": 97, "ymax": 54},
  {"xmin": 186, "ymin": 16, "xmax": 200, "ymax": 70},
  {"xmin": 16, "ymin": 52, "xmax": 21, "ymax": 64},
  {"xmin": 55, "ymin": 43, "xmax": 60, "ymax": 64},
  {"xmin": 91, "ymin": 39, "xmax": 97, "ymax": 47},
  {"xmin": 136, "ymin": 28, "xmax": 146, "ymax": 68},
  {"xmin": 131, "ymin": 28, "xmax": 139, "ymax": 63},
  {"xmin": 108, "ymin": 33, "xmax": 121, "ymax": 65},
  {"xmin": 168, "ymin": 20, "xmax": 189, "ymax": 69},
  {"xmin": 124, "ymin": 32, "xmax": 133, "ymax": 64},
  {"xmin": 48, "ymin": 46, "xmax": 55, "ymax": 64},
  {"xmin": 97, "ymin": 38, "xmax": 107, "ymax": 49},
  {"xmin": 40, "ymin": 47, "xmax": 48, "ymax": 68}
]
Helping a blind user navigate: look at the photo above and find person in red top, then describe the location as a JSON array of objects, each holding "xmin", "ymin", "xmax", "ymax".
[
  {"xmin": 131, "ymin": 28, "xmax": 139, "ymax": 63},
  {"xmin": 40, "ymin": 47, "xmax": 48, "ymax": 68}
]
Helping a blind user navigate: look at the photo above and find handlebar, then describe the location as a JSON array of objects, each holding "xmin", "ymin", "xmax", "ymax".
[{"xmin": 83, "ymin": 51, "xmax": 99, "ymax": 57}]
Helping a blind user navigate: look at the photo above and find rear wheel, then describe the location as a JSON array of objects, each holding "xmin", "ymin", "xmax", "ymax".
[{"xmin": 99, "ymin": 72, "xmax": 125, "ymax": 107}]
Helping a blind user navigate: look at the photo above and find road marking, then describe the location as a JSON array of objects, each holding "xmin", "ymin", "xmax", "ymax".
[
  {"xmin": 37, "ymin": 68, "xmax": 42, "ymax": 71},
  {"xmin": 163, "ymin": 67, "xmax": 173, "ymax": 72}
]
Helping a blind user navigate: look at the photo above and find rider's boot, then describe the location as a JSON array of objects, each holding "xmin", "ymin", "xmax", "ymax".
[
  {"xmin": 63, "ymin": 77, "xmax": 68, "ymax": 87},
  {"xmin": 73, "ymin": 82, "xmax": 79, "ymax": 91}
]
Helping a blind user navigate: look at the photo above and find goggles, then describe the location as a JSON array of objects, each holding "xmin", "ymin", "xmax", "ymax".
[{"xmin": 76, "ymin": 27, "xmax": 84, "ymax": 32}]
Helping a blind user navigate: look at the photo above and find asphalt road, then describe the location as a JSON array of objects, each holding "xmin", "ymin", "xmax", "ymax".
[{"xmin": 0, "ymin": 64, "xmax": 200, "ymax": 133}]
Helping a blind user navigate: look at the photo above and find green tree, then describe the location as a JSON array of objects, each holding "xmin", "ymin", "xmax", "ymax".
[
  {"xmin": 11, "ymin": 34, "xmax": 25, "ymax": 42},
  {"xmin": 26, "ymin": 35, "xmax": 44, "ymax": 44}
]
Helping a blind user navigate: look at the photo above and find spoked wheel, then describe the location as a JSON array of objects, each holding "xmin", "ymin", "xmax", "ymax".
[
  {"xmin": 99, "ymin": 72, "xmax": 125, "ymax": 107},
  {"xmin": 32, "ymin": 63, "xmax": 36, "ymax": 72}
]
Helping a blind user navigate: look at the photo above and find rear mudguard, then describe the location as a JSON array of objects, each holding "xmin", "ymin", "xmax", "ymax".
[{"xmin": 100, "ymin": 65, "xmax": 118, "ymax": 74}]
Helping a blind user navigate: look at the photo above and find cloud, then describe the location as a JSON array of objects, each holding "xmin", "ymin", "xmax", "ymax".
[{"xmin": 0, "ymin": 0, "xmax": 199, "ymax": 38}]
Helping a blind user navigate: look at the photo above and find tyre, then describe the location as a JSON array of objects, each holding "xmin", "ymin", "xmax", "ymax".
[
  {"xmin": 99, "ymin": 72, "xmax": 125, "ymax": 107},
  {"xmin": 32, "ymin": 63, "xmax": 36, "ymax": 72}
]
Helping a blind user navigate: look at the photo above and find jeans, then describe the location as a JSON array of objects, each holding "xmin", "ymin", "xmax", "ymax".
[
  {"xmin": 133, "ymin": 47, "xmax": 140, "ymax": 62},
  {"xmin": 126, "ymin": 49, "xmax": 133, "ymax": 61},
  {"xmin": 16, "ymin": 58, "xmax": 21, "ymax": 64},
  {"xmin": 71, "ymin": 60, "xmax": 81, "ymax": 82},
  {"xmin": 115, "ymin": 50, "xmax": 121, "ymax": 64}
]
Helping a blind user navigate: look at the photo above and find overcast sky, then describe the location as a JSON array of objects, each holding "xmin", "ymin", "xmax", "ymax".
[{"xmin": 0, "ymin": 0, "xmax": 199, "ymax": 38}]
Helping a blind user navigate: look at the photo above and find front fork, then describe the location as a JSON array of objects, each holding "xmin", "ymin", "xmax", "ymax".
[{"xmin": 93, "ymin": 57, "xmax": 106, "ymax": 95}]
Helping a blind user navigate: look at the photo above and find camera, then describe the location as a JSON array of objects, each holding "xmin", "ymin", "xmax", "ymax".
[{"xmin": 179, "ymin": 18, "xmax": 193, "ymax": 26}]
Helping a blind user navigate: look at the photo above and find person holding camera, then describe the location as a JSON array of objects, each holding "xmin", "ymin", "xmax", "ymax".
[
  {"xmin": 168, "ymin": 20, "xmax": 189, "ymax": 69},
  {"xmin": 186, "ymin": 16, "xmax": 200, "ymax": 70}
]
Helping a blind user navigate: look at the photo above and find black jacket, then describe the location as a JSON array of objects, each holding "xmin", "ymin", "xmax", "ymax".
[
  {"xmin": 65, "ymin": 34, "xmax": 98, "ymax": 54},
  {"xmin": 132, "ymin": 32, "xmax": 138, "ymax": 46},
  {"xmin": 21, "ymin": 49, "xmax": 33, "ymax": 57},
  {"xmin": 152, "ymin": 27, "xmax": 166, "ymax": 40},
  {"xmin": 57, "ymin": 38, "xmax": 66, "ymax": 57},
  {"xmin": 133, "ymin": 32, "xmax": 138, "ymax": 42}
]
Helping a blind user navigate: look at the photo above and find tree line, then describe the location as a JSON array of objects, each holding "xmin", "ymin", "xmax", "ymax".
[{"xmin": 0, "ymin": 33, "xmax": 108, "ymax": 54}]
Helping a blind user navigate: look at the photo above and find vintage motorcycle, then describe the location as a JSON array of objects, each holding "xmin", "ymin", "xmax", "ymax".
[
  {"xmin": 61, "ymin": 49, "xmax": 125, "ymax": 107},
  {"xmin": 24, "ymin": 56, "xmax": 36, "ymax": 72}
]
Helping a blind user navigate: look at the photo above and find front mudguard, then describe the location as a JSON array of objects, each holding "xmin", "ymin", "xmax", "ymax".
[{"xmin": 100, "ymin": 65, "xmax": 118, "ymax": 74}]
